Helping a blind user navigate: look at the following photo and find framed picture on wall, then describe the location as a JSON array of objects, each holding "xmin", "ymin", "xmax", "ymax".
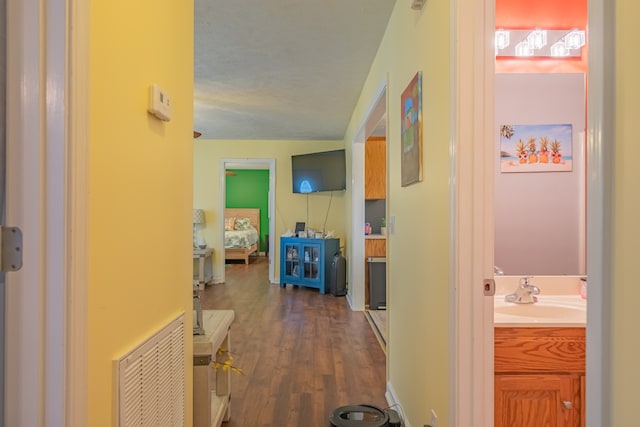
[
  {"xmin": 499, "ymin": 123, "xmax": 573, "ymax": 173},
  {"xmin": 400, "ymin": 72, "xmax": 423, "ymax": 187}
]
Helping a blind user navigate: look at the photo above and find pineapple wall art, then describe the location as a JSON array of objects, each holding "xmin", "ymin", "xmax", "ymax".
[{"xmin": 499, "ymin": 124, "xmax": 573, "ymax": 173}]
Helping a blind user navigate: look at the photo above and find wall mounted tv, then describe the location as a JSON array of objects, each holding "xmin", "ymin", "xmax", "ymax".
[{"xmin": 291, "ymin": 149, "xmax": 346, "ymax": 194}]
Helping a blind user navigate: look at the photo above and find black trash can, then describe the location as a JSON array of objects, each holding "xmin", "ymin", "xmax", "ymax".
[
  {"xmin": 330, "ymin": 251, "xmax": 347, "ymax": 296},
  {"xmin": 367, "ymin": 257, "xmax": 386, "ymax": 310}
]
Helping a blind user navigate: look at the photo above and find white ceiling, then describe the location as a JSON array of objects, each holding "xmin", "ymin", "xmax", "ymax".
[{"xmin": 193, "ymin": 0, "xmax": 396, "ymax": 140}]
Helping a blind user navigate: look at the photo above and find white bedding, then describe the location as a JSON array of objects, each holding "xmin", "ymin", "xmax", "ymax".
[{"xmin": 224, "ymin": 226, "xmax": 259, "ymax": 249}]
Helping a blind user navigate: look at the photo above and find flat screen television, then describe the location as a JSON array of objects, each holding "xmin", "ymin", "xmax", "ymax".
[{"xmin": 291, "ymin": 149, "xmax": 346, "ymax": 193}]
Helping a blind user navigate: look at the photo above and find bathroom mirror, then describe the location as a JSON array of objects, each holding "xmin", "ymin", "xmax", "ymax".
[{"xmin": 494, "ymin": 73, "xmax": 586, "ymax": 276}]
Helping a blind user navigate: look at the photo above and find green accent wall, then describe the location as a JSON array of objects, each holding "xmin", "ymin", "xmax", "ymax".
[{"xmin": 225, "ymin": 169, "xmax": 269, "ymax": 252}]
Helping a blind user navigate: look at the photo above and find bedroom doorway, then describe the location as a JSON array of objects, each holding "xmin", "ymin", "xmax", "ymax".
[{"xmin": 220, "ymin": 158, "xmax": 276, "ymax": 284}]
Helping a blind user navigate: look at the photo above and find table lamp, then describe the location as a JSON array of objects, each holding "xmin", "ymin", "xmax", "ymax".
[{"xmin": 193, "ymin": 209, "xmax": 206, "ymax": 248}]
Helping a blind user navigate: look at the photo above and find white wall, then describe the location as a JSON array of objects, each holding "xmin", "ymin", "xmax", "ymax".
[{"xmin": 495, "ymin": 73, "xmax": 586, "ymax": 275}]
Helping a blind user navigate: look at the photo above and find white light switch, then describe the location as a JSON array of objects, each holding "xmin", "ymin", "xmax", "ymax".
[{"xmin": 148, "ymin": 84, "xmax": 171, "ymax": 121}]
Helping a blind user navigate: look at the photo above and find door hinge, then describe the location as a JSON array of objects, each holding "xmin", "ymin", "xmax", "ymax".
[
  {"xmin": 483, "ymin": 278, "xmax": 495, "ymax": 296},
  {"xmin": 1, "ymin": 226, "xmax": 23, "ymax": 272}
]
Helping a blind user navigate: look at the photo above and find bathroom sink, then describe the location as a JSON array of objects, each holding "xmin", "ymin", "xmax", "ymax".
[{"xmin": 494, "ymin": 295, "xmax": 586, "ymax": 326}]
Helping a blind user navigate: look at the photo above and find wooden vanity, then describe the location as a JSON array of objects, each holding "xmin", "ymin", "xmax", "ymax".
[{"xmin": 494, "ymin": 327, "xmax": 586, "ymax": 427}]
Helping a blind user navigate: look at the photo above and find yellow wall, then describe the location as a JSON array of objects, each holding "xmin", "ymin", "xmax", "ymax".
[
  {"xmin": 88, "ymin": 0, "xmax": 194, "ymax": 424},
  {"xmin": 193, "ymin": 140, "xmax": 346, "ymax": 282},
  {"xmin": 611, "ymin": 0, "xmax": 640, "ymax": 424},
  {"xmin": 344, "ymin": 2, "xmax": 451, "ymax": 425}
]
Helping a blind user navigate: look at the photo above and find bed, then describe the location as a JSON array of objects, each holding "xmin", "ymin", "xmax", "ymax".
[{"xmin": 224, "ymin": 208, "xmax": 260, "ymax": 264}]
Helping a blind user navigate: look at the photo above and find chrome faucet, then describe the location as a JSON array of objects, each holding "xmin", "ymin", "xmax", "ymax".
[{"xmin": 504, "ymin": 277, "xmax": 540, "ymax": 304}]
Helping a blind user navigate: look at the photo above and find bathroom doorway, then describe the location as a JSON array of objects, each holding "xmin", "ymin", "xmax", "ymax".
[{"xmin": 489, "ymin": 0, "xmax": 597, "ymax": 425}]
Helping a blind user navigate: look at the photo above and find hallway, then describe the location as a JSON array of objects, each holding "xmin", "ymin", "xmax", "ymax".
[{"xmin": 200, "ymin": 257, "xmax": 387, "ymax": 426}]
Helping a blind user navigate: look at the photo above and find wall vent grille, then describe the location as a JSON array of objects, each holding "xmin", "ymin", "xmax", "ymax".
[{"xmin": 115, "ymin": 314, "xmax": 185, "ymax": 427}]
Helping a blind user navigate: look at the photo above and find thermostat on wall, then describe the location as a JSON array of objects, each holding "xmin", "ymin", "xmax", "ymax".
[{"xmin": 148, "ymin": 84, "xmax": 172, "ymax": 121}]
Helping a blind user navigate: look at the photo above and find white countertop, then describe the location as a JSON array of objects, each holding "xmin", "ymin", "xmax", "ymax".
[
  {"xmin": 494, "ymin": 294, "xmax": 586, "ymax": 327},
  {"xmin": 365, "ymin": 234, "xmax": 386, "ymax": 240}
]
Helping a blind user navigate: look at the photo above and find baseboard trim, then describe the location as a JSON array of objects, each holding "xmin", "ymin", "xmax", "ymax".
[
  {"xmin": 345, "ymin": 293, "xmax": 355, "ymax": 310},
  {"xmin": 386, "ymin": 382, "xmax": 411, "ymax": 427}
]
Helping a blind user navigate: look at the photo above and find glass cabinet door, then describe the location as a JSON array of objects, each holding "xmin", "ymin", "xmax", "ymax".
[
  {"xmin": 302, "ymin": 244, "xmax": 320, "ymax": 280},
  {"xmin": 284, "ymin": 243, "xmax": 300, "ymax": 277}
]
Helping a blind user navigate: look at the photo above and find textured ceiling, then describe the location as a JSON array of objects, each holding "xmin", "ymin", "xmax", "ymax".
[{"xmin": 194, "ymin": 0, "xmax": 396, "ymax": 140}]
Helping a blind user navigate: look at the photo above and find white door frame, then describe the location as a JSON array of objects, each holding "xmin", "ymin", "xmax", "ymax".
[
  {"xmin": 219, "ymin": 158, "xmax": 276, "ymax": 284},
  {"xmin": 349, "ymin": 79, "xmax": 387, "ymax": 312},
  {"xmin": 453, "ymin": 0, "xmax": 607, "ymax": 425},
  {"xmin": 4, "ymin": 0, "xmax": 86, "ymax": 424},
  {"xmin": 584, "ymin": 0, "xmax": 610, "ymax": 424},
  {"xmin": 452, "ymin": 0, "xmax": 496, "ymax": 424}
]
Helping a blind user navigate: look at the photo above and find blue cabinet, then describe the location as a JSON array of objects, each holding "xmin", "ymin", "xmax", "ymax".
[{"xmin": 280, "ymin": 237, "xmax": 340, "ymax": 294}]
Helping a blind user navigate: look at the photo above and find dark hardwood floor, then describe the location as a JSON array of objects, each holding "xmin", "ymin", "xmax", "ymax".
[{"xmin": 200, "ymin": 256, "xmax": 387, "ymax": 427}]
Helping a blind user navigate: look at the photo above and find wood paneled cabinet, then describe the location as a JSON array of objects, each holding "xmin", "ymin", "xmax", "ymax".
[
  {"xmin": 495, "ymin": 374, "xmax": 581, "ymax": 427},
  {"xmin": 365, "ymin": 137, "xmax": 386, "ymax": 199},
  {"xmin": 365, "ymin": 238, "xmax": 386, "ymax": 258},
  {"xmin": 494, "ymin": 327, "xmax": 585, "ymax": 427}
]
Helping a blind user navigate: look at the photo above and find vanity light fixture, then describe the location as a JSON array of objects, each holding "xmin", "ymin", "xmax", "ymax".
[
  {"xmin": 495, "ymin": 28, "xmax": 585, "ymax": 58},
  {"xmin": 550, "ymin": 40, "xmax": 570, "ymax": 57},
  {"xmin": 564, "ymin": 29, "xmax": 586, "ymax": 49},
  {"xmin": 526, "ymin": 29, "xmax": 548, "ymax": 50},
  {"xmin": 495, "ymin": 29, "xmax": 510, "ymax": 50},
  {"xmin": 515, "ymin": 40, "xmax": 534, "ymax": 57}
]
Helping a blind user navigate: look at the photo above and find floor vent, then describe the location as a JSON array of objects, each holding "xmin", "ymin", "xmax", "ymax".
[{"xmin": 115, "ymin": 314, "xmax": 185, "ymax": 427}]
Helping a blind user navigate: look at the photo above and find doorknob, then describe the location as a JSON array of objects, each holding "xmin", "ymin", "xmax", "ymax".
[{"xmin": 562, "ymin": 400, "xmax": 573, "ymax": 409}]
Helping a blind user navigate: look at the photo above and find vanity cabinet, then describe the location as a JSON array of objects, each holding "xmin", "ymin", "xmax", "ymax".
[{"xmin": 494, "ymin": 327, "xmax": 585, "ymax": 427}]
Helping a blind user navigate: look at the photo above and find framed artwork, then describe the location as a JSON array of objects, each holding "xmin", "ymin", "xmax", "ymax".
[
  {"xmin": 401, "ymin": 72, "xmax": 423, "ymax": 186},
  {"xmin": 499, "ymin": 124, "xmax": 573, "ymax": 173}
]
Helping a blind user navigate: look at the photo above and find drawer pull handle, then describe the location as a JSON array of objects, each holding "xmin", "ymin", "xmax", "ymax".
[{"xmin": 562, "ymin": 401, "xmax": 573, "ymax": 409}]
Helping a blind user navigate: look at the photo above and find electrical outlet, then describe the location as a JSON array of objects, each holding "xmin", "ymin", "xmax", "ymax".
[{"xmin": 430, "ymin": 409, "xmax": 438, "ymax": 427}]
